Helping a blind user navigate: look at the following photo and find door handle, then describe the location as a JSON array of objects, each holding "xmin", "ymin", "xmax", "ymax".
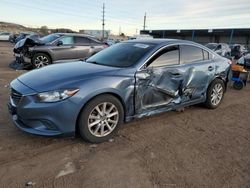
[{"xmin": 208, "ymin": 66, "xmax": 214, "ymax": 71}]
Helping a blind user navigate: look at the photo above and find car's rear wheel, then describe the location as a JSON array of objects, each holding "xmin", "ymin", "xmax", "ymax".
[
  {"xmin": 205, "ymin": 79, "xmax": 225, "ymax": 109},
  {"xmin": 32, "ymin": 53, "xmax": 51, "ymax": 69},
  {"xmin": 78, "ymin": 94, "xmax": 124, "ymax": 143}
]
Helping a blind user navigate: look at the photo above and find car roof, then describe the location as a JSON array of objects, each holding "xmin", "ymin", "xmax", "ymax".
[
  {"xmin": 54, "ymin": 32, "xmax": 97, "ymax": 38},
  {"xmin": 125, "ymin": 38, "xmax": 205, "ymax": 47}
]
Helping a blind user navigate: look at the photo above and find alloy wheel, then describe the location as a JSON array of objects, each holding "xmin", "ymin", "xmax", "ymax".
[
  {"xmin": 88, "ymin": 102, "xmax": 119, "ymax": 137},
  {"xmin": 211, "ymin": 83, "xmax": 223, "ymax": 106},
  {"xmin": 34, "ymin": 55, "xmax": 49, "ymax": 68}
]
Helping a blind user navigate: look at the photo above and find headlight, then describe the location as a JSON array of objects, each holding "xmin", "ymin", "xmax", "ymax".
[{"xmin": 36, "ymin": 89, "xmax": 79, "ymax": 103}]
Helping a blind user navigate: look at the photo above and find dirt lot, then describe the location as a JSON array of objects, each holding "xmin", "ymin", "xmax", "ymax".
[{"xmin": 0, "ymin": 41, "xmax": 250, "ymax": 188}]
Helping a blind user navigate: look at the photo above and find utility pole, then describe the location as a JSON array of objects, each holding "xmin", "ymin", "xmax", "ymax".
[
  {"xmin": 102, "ymin": 3, "xmax": 105, "ymax": 41},
  {"xmin": 143, "ymin": 12, "xmax": 147, "ymax": 30}
]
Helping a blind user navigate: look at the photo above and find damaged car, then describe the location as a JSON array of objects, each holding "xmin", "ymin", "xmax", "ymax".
[
  {"xmin": 8, "ymin": 39, "xmax": 231, "ymax": 143},
  {"xmin": 205, "ymin": 43, "xmax": 231, "ymax": 58},
  {"xmin": 13, "ymin": 33, "xmax": 107, "ymax": 69},
  {"xmin": 230, "ymin": 44, "xmax": 248, "ymax": 59}
]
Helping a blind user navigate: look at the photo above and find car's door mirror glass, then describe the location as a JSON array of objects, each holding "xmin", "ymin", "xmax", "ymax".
[
  {"xmin": 57, "ymin": 40, "xmax": 63, "ymax": 46},
  {"xmin": 136, "ymin": 70, "xmax": 151, "ymax": 80}
]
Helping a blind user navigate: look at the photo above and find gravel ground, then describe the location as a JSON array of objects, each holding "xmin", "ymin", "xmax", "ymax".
[{"xmin": 0, "ymin": 42, "xmax": 250, "ymax": 188}]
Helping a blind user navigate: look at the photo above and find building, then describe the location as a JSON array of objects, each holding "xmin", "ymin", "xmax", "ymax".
[
  {"xmin": 141, "ymin": 28, "xmax": 250, "ymax": 48},
  {"xmin": 79, "ymin": 29, "xmax": 110, "ymax": 39}
]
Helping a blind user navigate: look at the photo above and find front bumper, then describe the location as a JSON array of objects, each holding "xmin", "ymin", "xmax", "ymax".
[
  {"xmin": 14, "ymin": 53, "xmax": 32, "ymax": 69},
  {"xmin": 8, "ymin": 79, "xmax": 78, "ymax": 137}
]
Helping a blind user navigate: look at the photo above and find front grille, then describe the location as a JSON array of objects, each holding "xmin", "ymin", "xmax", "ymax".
[{"xmin": 11, "ymin": 88, "xmax": 22, "ymax": 105}]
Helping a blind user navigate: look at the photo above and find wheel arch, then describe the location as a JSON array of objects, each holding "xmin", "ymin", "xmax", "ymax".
[
  {"xmin": 75, "ymin": 92, "xmax": 126, "ymax": 135},
  {"xmin": 32, "ymin": 51, "xmax": 53, "ymax": 62},
  {"xmin": 214, "ymin": 75, "xmax": 228, "ymax": 91}
]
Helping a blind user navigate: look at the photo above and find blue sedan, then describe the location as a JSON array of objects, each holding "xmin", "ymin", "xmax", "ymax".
[{"xmin": 8, "ymin": 39, "xmax": 231, "ymax": 143}]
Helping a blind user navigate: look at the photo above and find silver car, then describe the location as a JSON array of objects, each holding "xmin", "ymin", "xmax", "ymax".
[
  {"xmin": 13, "ymin": 33, "xmax": 107, "ymax": 69},
  {"xmin": 205, "ymin": 43, "xmax": 231, "ymax": 57}
]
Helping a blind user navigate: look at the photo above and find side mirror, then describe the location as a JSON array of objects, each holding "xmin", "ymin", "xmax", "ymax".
[
  {"xmin": 57, "ymin": 40, "xmax": 63, "ymax": 46},
  {"xmin": 136, "ymin": 70, "xmax": 151, "ymax": 80}
]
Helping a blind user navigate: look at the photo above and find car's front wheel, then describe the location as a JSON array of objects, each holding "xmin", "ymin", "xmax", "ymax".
[
  {"xmin": 205, "ymin": 79, "xmax": 225, "ymax": 109},
  {"xmin": 78, "ymin": 94, "xmax": 124, "ymax": 143},
  {"xmin": 32, "ymin": 53, "xmax": 52, "ymax": 69}
]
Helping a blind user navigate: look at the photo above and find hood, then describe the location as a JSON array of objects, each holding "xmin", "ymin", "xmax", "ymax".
[
  {"xmin": 17, "ymin": 61, "xmax": 120, "ymax": 92},
  {"xmin": 13, "ymin": 37, "xmax": 45, "ymax": 54}
]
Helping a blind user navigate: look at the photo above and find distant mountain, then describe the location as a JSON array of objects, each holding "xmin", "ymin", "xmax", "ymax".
[
  {"xmin": 0, "ymin": 21, "xmax": 76, "ymax": 34},
  {"xmin": 0, "ymin": 21, "xmax": 27, "ymax": 32}
]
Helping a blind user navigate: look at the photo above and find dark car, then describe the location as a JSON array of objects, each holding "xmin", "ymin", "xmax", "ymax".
[
  {"xmin": 15, "ymin": 32, "xmax": 36, "ymax": 43},
  {"xmin": 9, "ymin": 33, "xmax": 18, "ymax": 43},
  {"xmin": 230, "ymin": 44, "xmax": 247, "ymax": 59},
  {"xmin": 13, "ymin": 33, "xmax": 107, "ymax": 69},
  {"xmin": 205, "ymin": 43, "xmax": 231, "ymax": 57},
  {"xmin": 8, "ymin": 39, "xmax": 231, "ymax": 143}
]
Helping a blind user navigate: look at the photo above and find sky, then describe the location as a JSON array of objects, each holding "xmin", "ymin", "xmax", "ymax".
[{"xmin": 0, "ymin": 0, "xmax": 250, "ymax": 35}]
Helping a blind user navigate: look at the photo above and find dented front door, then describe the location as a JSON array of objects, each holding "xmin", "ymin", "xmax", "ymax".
[{"xmin": 135, "ymin": 65, "xmax": 185, "ymax": 115}]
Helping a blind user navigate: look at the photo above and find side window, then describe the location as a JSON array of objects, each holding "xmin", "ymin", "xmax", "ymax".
[
  {"xmin": 75, "ymin": 37, "xmax": 90, "ymax": 45},
  {"xmin": 89, "ymin": 38, "xmax": 102, "ymax": 45},
  {"xmin": 148, "ymin": 46, "xmax": 179, "ymax": 68},
  {"xmin": 60, "ymin": 36, "xmax": 74, "ymax": 45},
  {"xmin": 180, "ymin": 45, "xmax": 204, "ymax": 64},
  {"xmin": 203, "ymin": 50, "xmax": 209, "ymax": 60}
]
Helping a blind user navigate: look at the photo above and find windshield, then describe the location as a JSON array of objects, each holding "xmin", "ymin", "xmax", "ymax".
[
  {"xmin": 86, "ymin": 42, "xmax": 155, "ymax": 68},
  {"xmin": 40, "ymin": 34, "xmax": 60, "ymax": 43},
  {"xmin": 205, "ymin": 43, "xmax": 218, "ymax": 50}
]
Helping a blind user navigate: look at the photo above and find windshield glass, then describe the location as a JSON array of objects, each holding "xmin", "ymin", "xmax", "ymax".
[
  {"xmin": 86, "ymin": 42, "xmax": 155, "ymax": 67},
  {"xmin": 40, "ymin": 34, "xmax": 60, "ymax": 43},
  {"xmin": 205, "ymin": 43, "xmax": 218, "ymax": 50}
]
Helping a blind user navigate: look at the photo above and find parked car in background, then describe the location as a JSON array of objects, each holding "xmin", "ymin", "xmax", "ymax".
[
  {"xmin": 0, "ymin": 32, "xmax": 11, "ymax": 41},
  {"xmin": 205, "ymin": 43, "xmax": 231, "ymax": 57},
  {"xmin": 9, "ymin": 33, "xmax": 19, "ymax": 43},
  {"xmin": 129, "ymin": 34, "xmax": 154, "ymax": 40},
  {"xmin": 13, "ymin": 33, "xmax": 107, "ymax": 69},
  {"xmin": 105, "ymin": 39, "xmax": 116, "ymax": 46},
  {"xmin": 8, "ymin": 39, "xmax": 231, "ymax": 143},
  {"xmin": 15, "ymin": 32, "xmax": 38, "ymax": 43},
  {"xmin": 230, "ymin": 44, "xmax": 248, "ymax": 59},
  {"xmin": 237, "ymin": 53, "xmax": 250, "ymax": 70}
]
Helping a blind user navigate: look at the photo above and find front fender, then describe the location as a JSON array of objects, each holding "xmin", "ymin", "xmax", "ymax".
[{"xmin": 69, "ymin": 76, "xmax": 135, "ymax": 125}]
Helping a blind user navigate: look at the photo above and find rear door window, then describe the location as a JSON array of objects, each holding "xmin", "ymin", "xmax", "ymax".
[
  {"xmin": 75, "ymin": 36, "xmax": 91, "ymax": 45},
  {"xmin": 180, "ymin": 45, "xmax": 204, "ymax": 64}
]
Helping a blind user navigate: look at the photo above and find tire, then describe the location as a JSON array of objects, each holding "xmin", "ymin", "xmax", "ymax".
[
  {"xmin": 32, "ymin": 53, "xmax": 52, "ymax": 69},
  {"xmin": 233, "ymin": 81, "xmax": 244, "ymax": 90},
  {"xmin": 78, "ymin": 94, "xmax": 124, "ymax": 143},
  {"xmin": 205, "ymin": 79, "xmax": 225, "ymax": 109}
]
